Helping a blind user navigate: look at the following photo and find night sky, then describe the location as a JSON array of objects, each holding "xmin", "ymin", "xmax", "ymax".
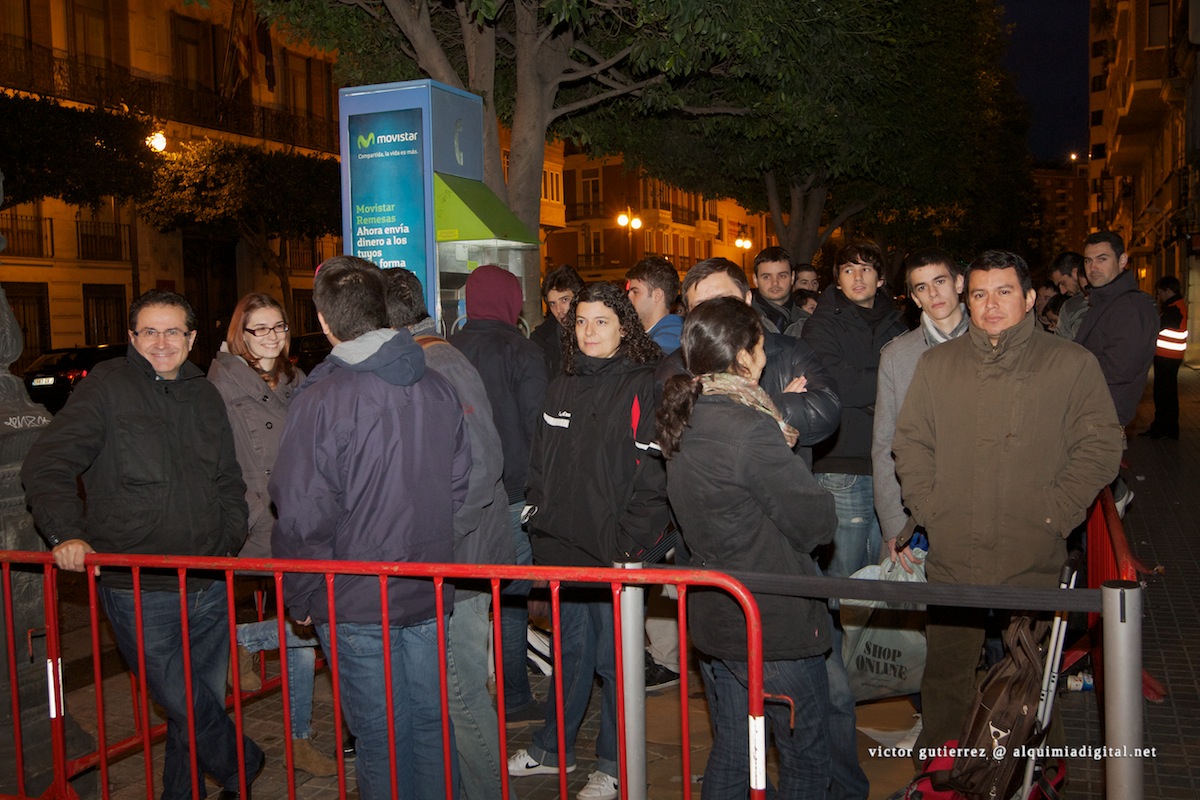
[{"xmin": 1001, "ymin": 0, "xmax": 1090, "ymax": 165}]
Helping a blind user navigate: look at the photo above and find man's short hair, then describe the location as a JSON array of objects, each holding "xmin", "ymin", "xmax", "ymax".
[
  {"xmin": 903, "ymin": 247, "xmax": 959, "ymax": 291},
  {"xmin": 314, "ymin": 255, "xmax": 388, "ymax": 341},
  {"xmin": 384, "ymin": 268, "xmax": 430, "ymax": 329},
  {"xmin": 834, "ymin": 241, "xmax": 884, "ymax": 270},
  {"xmin": 752, "ymin": 246, "xmax": 795, "ymax": 275},
  {"xmin": 541, "ymin": 264, "xmax": 585, "ymax": 299},
  {"xmin": 1157, "ymin": 275, "xmax": 1182, "ymax": 295},
  {"xmin": 680, "ymin": 258, "xmax": 750, "ymax": 311},
  {"xmin": 1084, "ymin": 230, "xmax": 1125, "ymax": 260},
  {"xmin": 625, "ymin": 256, "xmax": 680, "ymax": 307},
  {"xmin": 129, "ymin": 289, "xmax": 197, "ymax": 332},
  {"xmin": 967, "ymin": 250, "xmax": 1033, "ymax": 294},
  {"xmin": 1050, "ymin": 251, "xmax": 1084, "ymax": 277}
]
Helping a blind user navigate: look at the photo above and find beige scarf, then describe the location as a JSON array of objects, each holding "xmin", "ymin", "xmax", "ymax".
[{"xmin": 697, "ymin": 372, "xmax": 799, "ymax": 449}]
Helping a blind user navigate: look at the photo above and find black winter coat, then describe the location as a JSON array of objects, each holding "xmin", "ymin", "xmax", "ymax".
[
  {"xmin": 668, "ymin": 395, "xmax": 835, "ymax": 661},
  {"xmin": 655, "ymin": 329, "xmax": 841, "ymax": 467},
  {"xmin": 527, "ymin": 354, "xmax": 669, "ymax": 567},
  {"xmin": 450, "ymin": 319, "xmax": 548, "ymax": 503},
  {"xmin": 802, "ymin": 288, "xmax": 907, "ymax": 474},
  {"xmin": 22, "ymin": 349, "xmax": 248, "ymax": 591}
]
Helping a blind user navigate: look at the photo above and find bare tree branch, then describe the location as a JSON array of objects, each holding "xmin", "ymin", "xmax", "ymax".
[
  {"xmin": 548, "ymin": 75, "xmax": 665, "ymax": 122},
  {"xmin": 556, "ymin": 44, "xmax": 634, "ymax": 86}
]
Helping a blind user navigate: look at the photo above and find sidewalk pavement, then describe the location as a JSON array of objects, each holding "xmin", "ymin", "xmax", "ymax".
[{"xmin": 50, "ymin": 367, "xmax": 1200, "ymax": 798}]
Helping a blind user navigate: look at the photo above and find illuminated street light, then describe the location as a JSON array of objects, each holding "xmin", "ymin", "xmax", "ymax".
[
  {"xmin": 146, "ymin": 131, "xmax": 167, "ymax": 152},
  {"xmin": 734, "ymin": 225, "xmax": 753, "ymax": 267},
  {"xmin": 617, "ymin": 206, "xmax": 642, "ymax": 265}
]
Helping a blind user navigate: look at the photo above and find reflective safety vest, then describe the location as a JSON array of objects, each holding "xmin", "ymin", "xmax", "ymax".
[{"xmin": 1155, "ymin": 297, "xmax": 1188, "ymax": 359}]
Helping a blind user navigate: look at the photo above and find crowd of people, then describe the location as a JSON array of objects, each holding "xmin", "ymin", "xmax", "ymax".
[{"xmin": 19, "ymin": 227, "xmax": 1176, "ymax": 799}]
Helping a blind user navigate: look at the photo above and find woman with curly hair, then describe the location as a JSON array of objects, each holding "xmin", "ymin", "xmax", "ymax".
[
  {"xmin": 508, "ymin": 281, "xmax": 670, "ymax": 800},
  {"xmin": 658, "ymin": 297, "xmax": 835, "ymax": 799}
]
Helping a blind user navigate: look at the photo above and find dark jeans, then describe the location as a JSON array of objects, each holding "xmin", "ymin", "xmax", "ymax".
[
  {"xmin": 100, "ymin": 582, "xmax": 264, "ymax": 800},
  {"xmin": 316, "ymin": 618, "xmax": 455, "ymax": 800},
  {"xmin": 528, "ymin": 587, "xmax": 618, "ymax": 778},
  {"xmin": 699, "ymin": 655, "xmax": 830, "ymax": 800},
  {"xmin": 499, "ymin": 502, "xmax": 535, "ymax": 710},
  {"xmin": 1151, "ymin": 355, "xmax": 1182, "ymax": 436}
]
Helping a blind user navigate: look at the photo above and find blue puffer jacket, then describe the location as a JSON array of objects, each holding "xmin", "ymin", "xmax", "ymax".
[{"xmin": 270, "ymin": 329, "xmax": 472, "ymax": 626}]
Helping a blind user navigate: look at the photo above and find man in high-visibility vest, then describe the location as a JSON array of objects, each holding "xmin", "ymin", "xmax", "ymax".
[{"xmin": 1144, "ymin": 275, "xmax": 1188, "ymax": 439}]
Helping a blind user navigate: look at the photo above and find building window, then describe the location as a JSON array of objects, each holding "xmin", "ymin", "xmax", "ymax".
[
  {"xmin": 82, "ymin": 284, "xmax": 127, "ymax": 345},
  {"xmin": 1091, "ymin": 39, "xmax": 1107, "ymax": 58},
  {"xmin": 1091, "ymin": 109, "xmax": 1104, "ymax": 126},
  {"xmin": 0, "ymin": 203, "xmax": 53, "ymax": 258},
  {"xmin": 172, "ymin": 13, "xmax": 215, "ymax": 91},
  {"xmin": 69, "ymin": 0, "xmax": 109, "ymax": 66},
  {"xmin": 2, "ymin": 281, "xmax": 50, "ymax": 372},
  {"xmin": 292, "ymin": 289, "xmax": 318, "ymax": 333},
  {"xmin": 1091, "ymin": 74, "xmax": 1106, "ymax": 93},
  {"xmin": 1147, "ymin": 1, "xmax": 1168, "ymax": 49},
  {"xmin": 0, "ymin": 0, "xmax": 30, "ymax": 40},
  {"xmin": 1091, "ymin": 142, "xmax": 1107, "ymax": 160},
  {"xmin": 580, "ymin": 168, "xmax": 601, "ymax": 216}
]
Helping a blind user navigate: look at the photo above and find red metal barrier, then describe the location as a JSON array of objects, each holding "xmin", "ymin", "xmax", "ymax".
[
  {"xmin": 0, "ymin": 552, "xmax": 766, "ymax": 800},
  {"xmin": 1059, "ymin": 486, "xmax": 1166, "ymax": 702}
]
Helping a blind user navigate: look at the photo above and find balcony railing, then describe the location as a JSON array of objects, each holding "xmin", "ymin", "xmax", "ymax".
[
  {"xmin": 0, "ymin": 37, "xmax": 338, "ymax": 154},
  {"xmin": 0, "ymin": 213, "xmax": 54, "ymax": 257},
  {"xmin": 76, "ymin": 220, "xmax": 130, "ymax": 262},
  {"xmin": 566, "ymin": 202, "xmax": 606, "ymax": 221}
]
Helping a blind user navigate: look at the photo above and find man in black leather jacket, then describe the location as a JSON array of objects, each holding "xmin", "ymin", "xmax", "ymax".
[{"xmin": 657, "ymin": 258, "xmax": 841, "ymax": 466}]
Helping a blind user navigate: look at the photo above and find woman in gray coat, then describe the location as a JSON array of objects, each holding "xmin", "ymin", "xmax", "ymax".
[{"xmin": 208, "ymin": 292, "xmax": 337, "ymax": 777}]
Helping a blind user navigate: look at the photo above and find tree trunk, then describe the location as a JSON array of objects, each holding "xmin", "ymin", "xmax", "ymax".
[{"xmin": 508, "ymin": 0, "xmax": 567, "ymax": 319}]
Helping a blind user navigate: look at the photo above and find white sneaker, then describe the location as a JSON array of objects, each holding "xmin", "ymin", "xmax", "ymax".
[
  {"xmin": 508, "ymin": 748, "xmax": 575, "ymax": 776},
  {"xmin": 576, "ymin": 771, "xmax": 618, "ymax": 800},
  {"xmin": 1114, "ymin": 486, "xmax": 1134, "ymax": 519}
]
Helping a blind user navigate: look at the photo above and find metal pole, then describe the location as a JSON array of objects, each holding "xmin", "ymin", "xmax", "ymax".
[
  {"xmin": 1102, "ymin": 580, "xmax": 1143, "ymax": 800},
  {"xmin": 617, "ymin": 561, "xmax": 646, "ymax": 800}
]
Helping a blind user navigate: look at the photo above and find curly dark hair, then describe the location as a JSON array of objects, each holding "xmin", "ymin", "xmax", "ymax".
[
  {"xmin": 560, "ymin": 281, "xmax": 662, "ymax": 374},
  {"xmin": 657, "ymin": 298, "xmax": 762, "ymax": 458}
]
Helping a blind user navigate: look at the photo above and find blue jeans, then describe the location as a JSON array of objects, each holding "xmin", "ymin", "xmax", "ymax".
[
  {"xmin": 825, "ymin": 621, "xmax": 870, "ymax": 799},
  {"xmin": 499, "ymin": 501, "xmax": 535, "ymax": 710},
  {"xmin": 815, "ymin": 473, "xmax": 875, "ymax": 798},
  {"xmin": 528, "ymin": 588, "xmax": 618, "ymax": 778},
  {"xmin": 816, "ymin": 473, "xmax": 882, "ymax": 581},
  {"xmin": 236, "ymin": 617, "xmax": 319, "ymax": 739},
  {"xmin": 446, "ymin": 593, "xmax": 513, "ymax": 799},
  {"xmin": 699, "ymin": 655, "xmax": 830, "ymax": 800},
  {"xmin": 317, "ymin": 618, "xmax": 456, "ymax": 800},
  {"xmin": 100, "ymin": 582, "xmax": 264, "ymax": 800}
]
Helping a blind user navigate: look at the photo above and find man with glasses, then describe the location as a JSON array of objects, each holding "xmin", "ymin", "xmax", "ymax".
[{"xmin": 23, "ymin": 289, "xmax": 263, "ymax": 800}]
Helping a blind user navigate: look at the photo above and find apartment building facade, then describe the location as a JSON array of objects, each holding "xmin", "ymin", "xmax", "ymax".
[{"xmin": 1087, "ymin": 0, "xmax": 1197, "ymax": 361}]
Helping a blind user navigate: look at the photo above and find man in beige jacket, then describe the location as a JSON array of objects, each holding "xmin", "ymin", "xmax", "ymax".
[{"xmin": 892, "ymin": 249, "xmax": 1124, "ymax": 756}]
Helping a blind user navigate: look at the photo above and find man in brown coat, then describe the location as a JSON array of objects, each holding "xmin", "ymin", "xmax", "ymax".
[{"xmin": 892, "ymin": 249, "xmax": 1123, "ymax": 755}]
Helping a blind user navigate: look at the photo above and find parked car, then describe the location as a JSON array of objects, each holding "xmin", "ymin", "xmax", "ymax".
[
  {"xmin": 291, "ymin": 332, "xmax": 332, "ymax": 374},
  {"xmin": 22, "ymin": 344, "xmax": 128, "ymax": 413}
]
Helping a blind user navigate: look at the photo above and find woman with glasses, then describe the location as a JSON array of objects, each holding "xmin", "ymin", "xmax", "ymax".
[
  {"xmin": 657, "ymin": 297, "xmax": 835, "ymax": 800},
  {"xmin": 207, "ymin": 292, "xmax": 339, "ymax": 777}
]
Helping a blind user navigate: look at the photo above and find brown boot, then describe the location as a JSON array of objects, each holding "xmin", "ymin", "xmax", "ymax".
[
  {"xmin": 228, "ymin": 645, "xmax": 261, "ymax": 692},
  {"xmin": 291, "ymin": 737, "xmax": 338, "ymax": 777}
]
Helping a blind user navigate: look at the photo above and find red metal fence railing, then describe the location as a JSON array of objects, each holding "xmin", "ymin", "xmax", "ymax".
[
  {"xmin": 1059, "ymin": 486, "xmax": 1166, "ymax": 702},
  {"xmin": 0, "ymin": 553, "xmax": 766, "ymax": 800}
]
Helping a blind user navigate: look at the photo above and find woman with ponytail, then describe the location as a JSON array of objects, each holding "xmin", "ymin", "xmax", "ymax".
[{"xmin": 657, "ymin": 296, "xmax": 836, "ymax": 800}]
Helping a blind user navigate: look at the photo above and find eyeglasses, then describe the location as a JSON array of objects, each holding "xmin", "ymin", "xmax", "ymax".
[
  {"xmin": 244, "ymin": 323, "xmax": 290, "ymax": 337},
  {"xmin": 132, "ymin": 328, "xmax": 190, "ymax": 341}
]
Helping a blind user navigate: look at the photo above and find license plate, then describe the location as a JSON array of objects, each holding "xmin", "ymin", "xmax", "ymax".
[{"xmin": 31, "ymin": 377, "xmax": 55, "ymax": 386}]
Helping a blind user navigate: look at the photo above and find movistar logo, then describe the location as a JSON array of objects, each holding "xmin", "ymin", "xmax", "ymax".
[{"xmin": 357, "ymin": 130, "xmax": 419, "ymax": 149}]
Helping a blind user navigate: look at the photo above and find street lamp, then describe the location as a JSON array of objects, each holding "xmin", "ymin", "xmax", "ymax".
[
  {"xmin": 617, "ymin": 207, "xmax": 642, "ymax": 266},
  {"xmin": 734, "ymin": 224, "xmax": 753, "ymax": 268}
]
